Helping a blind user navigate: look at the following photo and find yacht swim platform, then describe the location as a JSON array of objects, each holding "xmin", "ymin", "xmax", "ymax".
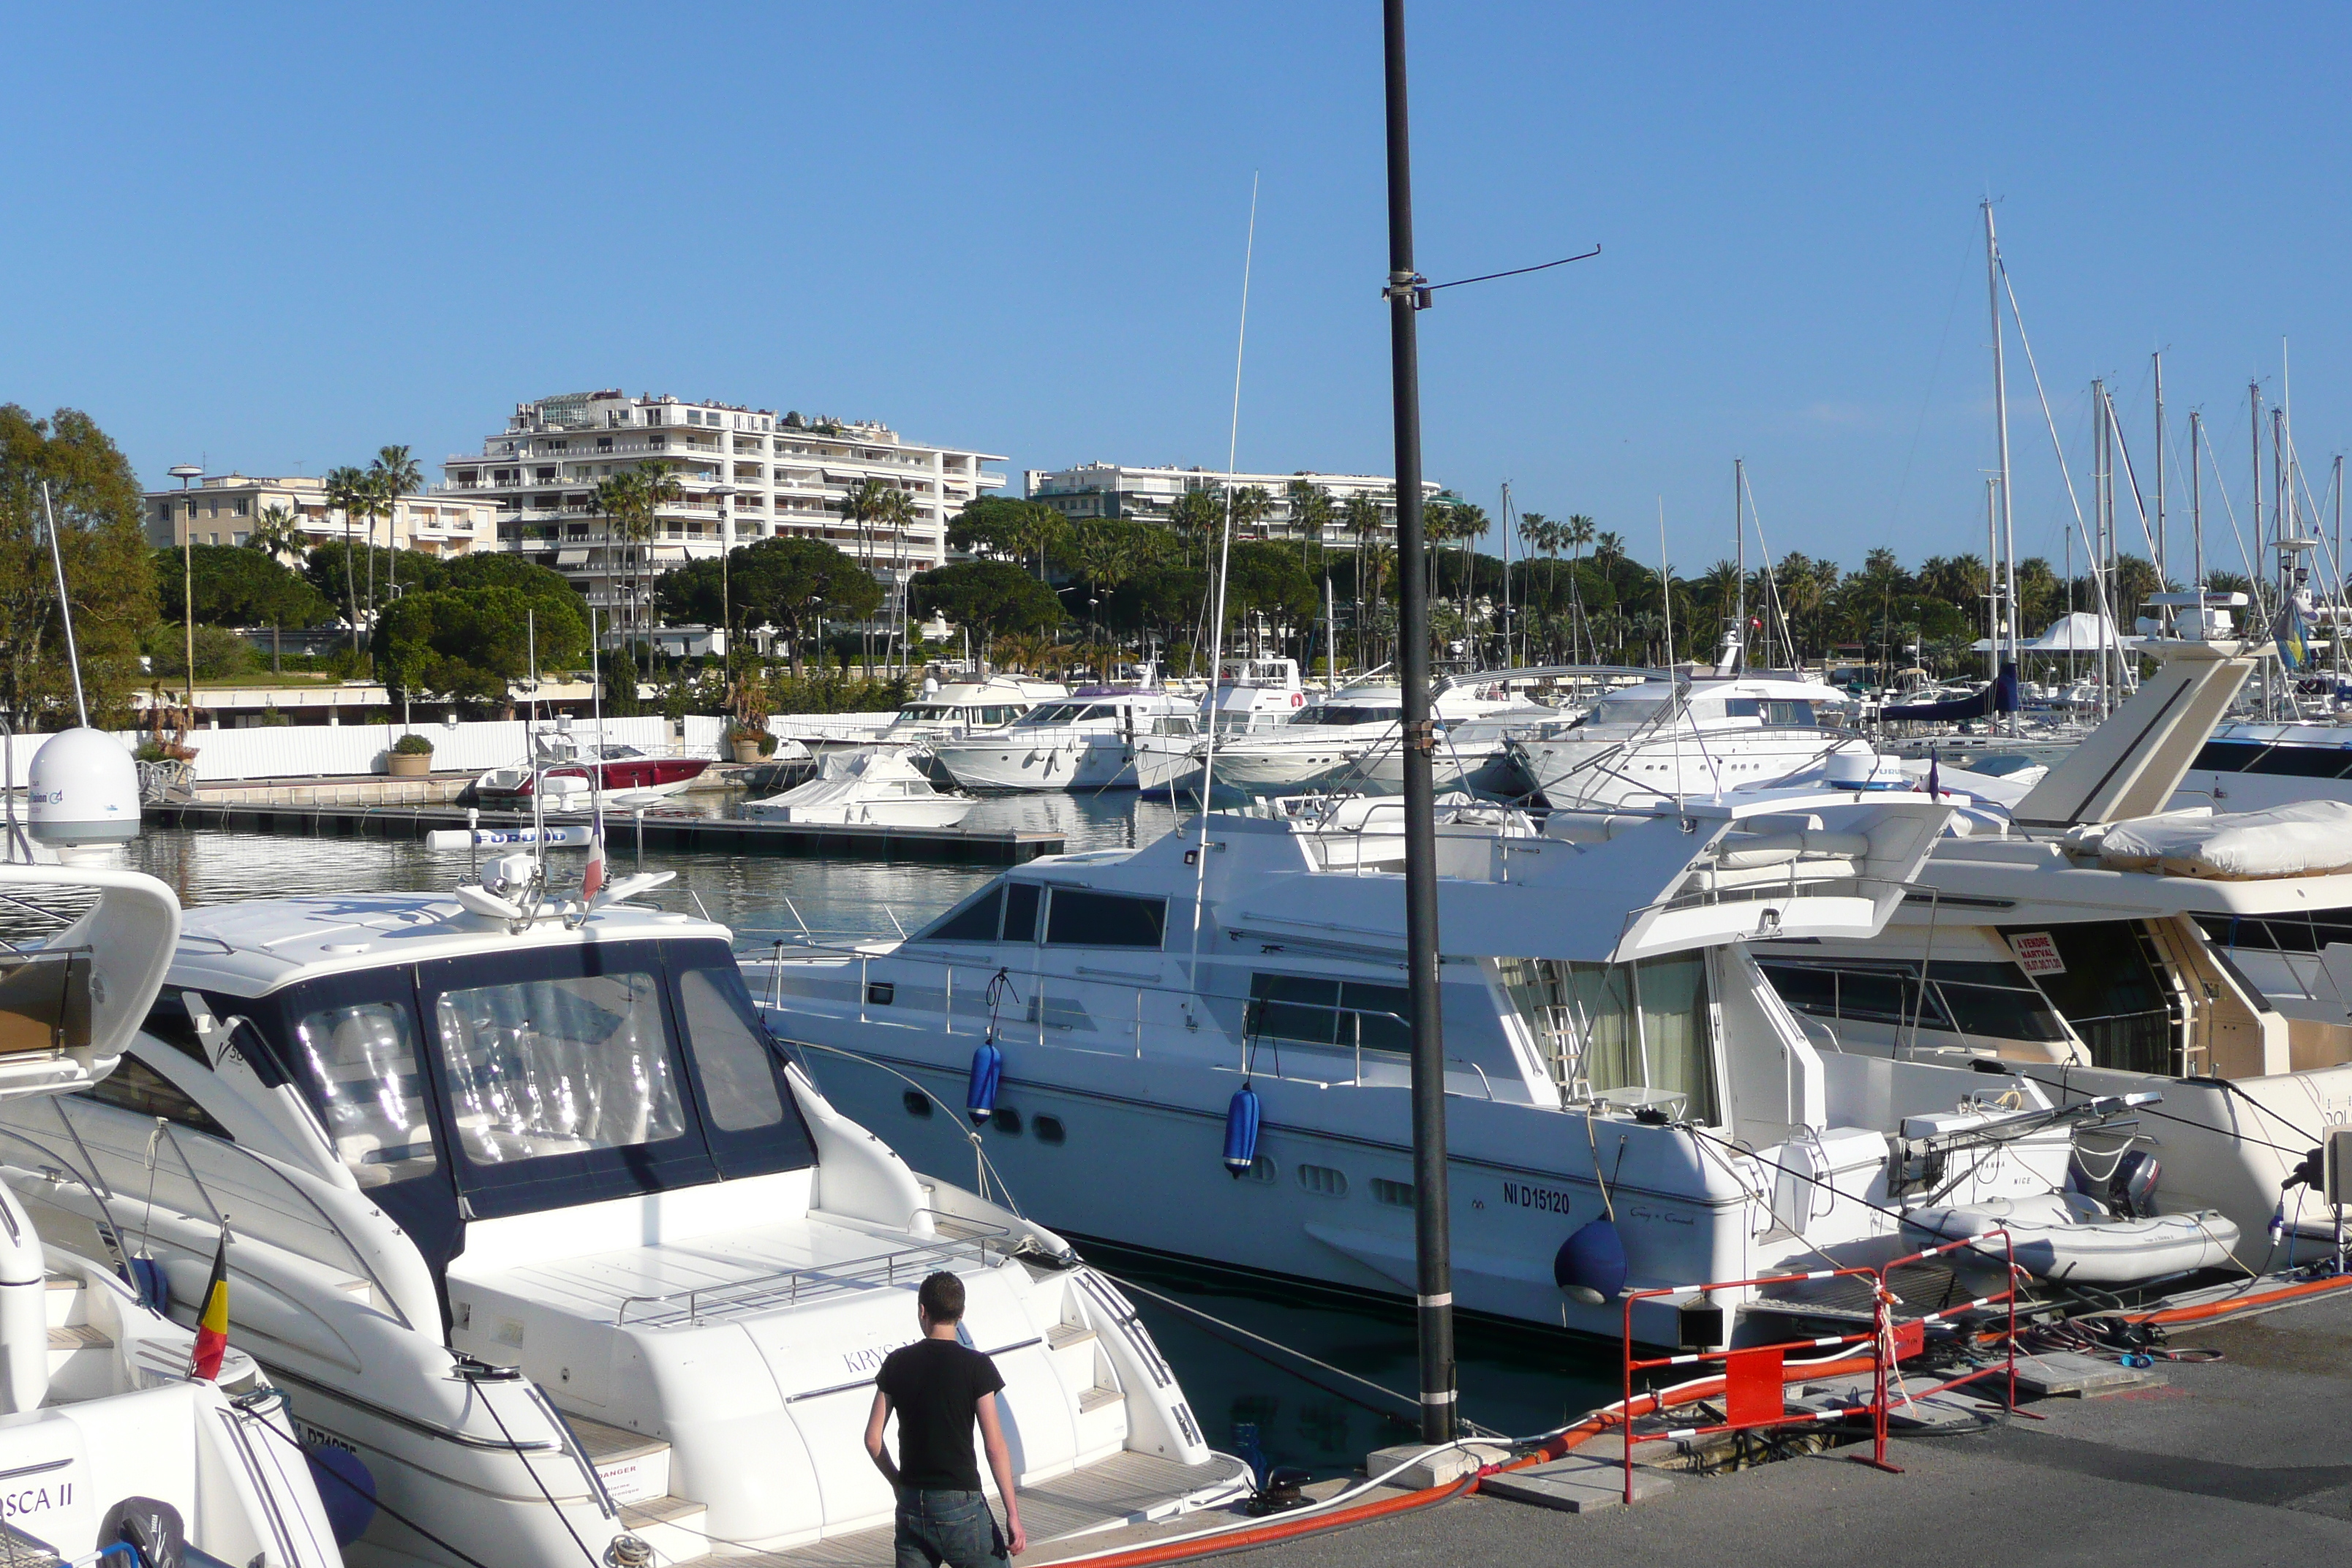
[{"xmin": 144, "ymin": 797, "xmax": 1065, "ymax": 862}]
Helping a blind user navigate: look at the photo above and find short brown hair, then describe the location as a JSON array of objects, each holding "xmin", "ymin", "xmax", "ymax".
[{"xmin": 919, "ymin": 1271, "xmax": 966, "ymax": 1323}]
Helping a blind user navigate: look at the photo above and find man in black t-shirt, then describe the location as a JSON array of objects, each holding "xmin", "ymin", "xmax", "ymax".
[{"xmin": 864, "ymin": 1272, "xmax": 1027, "ymax": 1567}]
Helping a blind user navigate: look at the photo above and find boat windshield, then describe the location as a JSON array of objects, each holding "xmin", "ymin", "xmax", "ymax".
[
  {"xmin": 1297, "ymin": 705, "xmax": 1401, "ymax": 727},
  {"xmin": 1588, "ymin": 698, "xmax": 1671, "ymax": 728},
  {"xmin": 242, "ymin": 938, "xmax": 814, "ymax": 1223},
  {"xmin": 1019, "ymin": 702, "xmax": 1083, "ymax": 725}
]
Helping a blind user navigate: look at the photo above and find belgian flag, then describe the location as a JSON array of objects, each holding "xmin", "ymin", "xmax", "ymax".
[{"xmin": 189, "ymin": 1229, "xmax": 230, "ymax": 1382}]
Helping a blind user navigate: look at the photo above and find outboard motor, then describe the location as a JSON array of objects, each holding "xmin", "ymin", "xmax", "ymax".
[{"xmin": 2108, "ymin": 1150, "xmax": 2161, "ymax": 1220}]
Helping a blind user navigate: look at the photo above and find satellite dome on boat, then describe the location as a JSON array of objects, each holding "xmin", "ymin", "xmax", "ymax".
[{"xmin": 26, "ymin": 726, "xmax": 140, "ymax": 845}]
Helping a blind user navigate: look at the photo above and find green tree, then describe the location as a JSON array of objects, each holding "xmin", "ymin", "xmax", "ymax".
[
  {"xmin": 910, "ymin": 559, "xmax": 1065, "ymax": 646},
  {"xmin": 157, "ymin": 544, "xmax": 334, "ymax": 627},
  {"xmin": 247, "ymin": 503, "xmax": 306, "ymax": 562},
  {"xmin": 324, "ymin": 465, "xmax": 370, "ymax": 655},
  {"xmin": 374, "ymin": 584, "xmax": 589, "ymax": 715},
  {"xmin": 370, "ymin": 445, "xmax": 423, "ymax": 606},
  {"xmin": 1169, "ymin": 489, "xmax": 1226, "ymax": 565},
  {"xmin": 948, "ymin": 496, "xmax": 1063, "ymax": 563},
  {"xmin": 657, "ymin": 535, "xmax": 883, "ymax": 675},
  {"xmin": 0, "ymin": 406, "xmax": 157, "ymax": 729}
]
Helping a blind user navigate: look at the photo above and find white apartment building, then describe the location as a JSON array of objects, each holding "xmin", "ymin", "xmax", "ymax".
[
  {"xmin": 1023, "ymin": 463, "xmax": 1439, "ymax": 544},
  {"xmin": 441, "ymin": 390, "xmax": 1005, "ymax": 633},
  {"xmin": 145, "ymin": 474, "xmax": 494, "ymax": 559}
]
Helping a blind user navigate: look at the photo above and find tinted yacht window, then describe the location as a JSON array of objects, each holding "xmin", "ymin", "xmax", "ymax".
[
  {"xmin": 671, "ymin": 949, "xmax": 818, "ymax": 1178},
  {"xmin": 1003, "ymin": 882, "xmax": 1043, "ymax": 943},
  {"xmin": 434, "ymin": 970, "xmax": 687, "ymax": 1164},
  {"xmin": 1046, "ymin": 890, "xmax": 1165, "ymax": 949},
  {"xmin": 916, "ymin": 883, "xmax": 1003, "ymax": 943},
  {"xmin": 290, "ymin": 998, "xmax": 440, "ymax": 1186}
]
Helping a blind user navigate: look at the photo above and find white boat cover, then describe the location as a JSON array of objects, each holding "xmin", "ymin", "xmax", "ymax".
[{"xmin": 2095, "ymin": 799, "xmax": 2352, "ymax": 879}]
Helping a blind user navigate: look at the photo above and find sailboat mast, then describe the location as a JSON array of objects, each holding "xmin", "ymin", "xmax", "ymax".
[
  {"xmin": 2190, "ymin": 410, "xmax": 2205, "ymax": 637},
  {"xmin": 1983, "ymin": 201, "xmax": 2019, "ymax": 734},
  {"xmin": 1381, "ymin": 0, "xmax": 1455, "ymax": 1446},
  {"xmin": 1733, "ymin": 459, "xmax": 1745, "ymax": 673},
  {"xmin": 2152, "ymin": 352, "xmax": 2166, "ymax": 631}
]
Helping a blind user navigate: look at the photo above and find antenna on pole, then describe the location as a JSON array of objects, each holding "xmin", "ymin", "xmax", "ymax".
[{"xmin": 39, "ymin": 484, "xmax": 88, "ymax": 728}]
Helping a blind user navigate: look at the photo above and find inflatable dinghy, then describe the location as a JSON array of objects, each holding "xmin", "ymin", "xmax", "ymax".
[{"xmin": 1903, "ymin": 1192, "xmax": 2239, "ymax": 1284}]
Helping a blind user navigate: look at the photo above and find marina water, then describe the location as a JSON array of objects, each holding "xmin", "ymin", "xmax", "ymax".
[{"xmin": 124, "ymin": 794, "xmax": 1619, "ymax": 1475}]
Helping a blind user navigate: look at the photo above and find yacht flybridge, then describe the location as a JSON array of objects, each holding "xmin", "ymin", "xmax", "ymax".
[
  {"xmin": 750, "ymin": 782, "xmax": 2212, "ymax": 1341},
  {"xmin": 1203, "ymin": 677, "xmax": 1545, "ymax": 796},
  {"xmin": 0, "ymin": 863, "xmax": 1243, "ymax": 1567},
  {"xmin": 0, "ymin": 859, "xmax": 341, "ymax": 1568}
]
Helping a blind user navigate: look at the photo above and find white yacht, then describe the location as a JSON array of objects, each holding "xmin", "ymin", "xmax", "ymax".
[
  {"xmin": 931, "ymin": 689, "xmax": 1199, "ymax": 794},
  {"xmin": 747, "ymin": 783, "xmax": 2203, "ymax": 1341},
  {"xmin": 742, "ymin": 748, "xmax": 977, "ymax": 828},
  {"xmin": 1759, "ymin": 640, "xmax": 2352, "ymax": 1263},
  {"xmin": 1507, "ymin": 671, "xmax": 1869, "ymax": 808},
  {"xmin": 785, "ymin": 676, "xmax": 1068, "ymax": 761},
  {"xmin": 1205, "ymin": 678, "xmax": 1545, "ymax": 796},
  {"xmin": 0, "ymin": 856, "xmax": 342, "ymax": 1568},
  {"xmin": 1133, "ymin": 658, "xmax": 1308, "ymax": 798},
  {"xmin": 1, "ymin": 859, "xmax": 1243, "ymax": 1567}
]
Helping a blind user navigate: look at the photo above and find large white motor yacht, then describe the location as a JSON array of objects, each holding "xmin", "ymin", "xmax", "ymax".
[
  {"xmin": 1507, "ymin": 671, "xmax": 1869, "ymax": 807},
  {"xmin": 750, "ymin": 785, "xmax": 2198, "ymax": 1341},
  {"xmin": 0, "ymin": 863, "xmax": 1242, "ymax": 1567},
  {"xmin": 785, "ymin": 676, "xmax": 1071, "ymax": 762},
  {"xmin": 1205, "ymin": 678, "xmax": 1546, "ymax": 796},
  {"xmin": 0, "ymin": 858, "xmax": 342, "ymax": 1568},
  {"xmin": 1133, "ymin": 658, "xmax": 1308, "ymax": 797},
  {"xmin": 931, "ymin": 689, "xmax": 1199, "ymax": 793}
]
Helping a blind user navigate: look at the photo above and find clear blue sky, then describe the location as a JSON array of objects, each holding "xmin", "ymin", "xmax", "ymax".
[{"xmin": 4, "ymin": 3, "xmax": 2345, "ymax": 580}]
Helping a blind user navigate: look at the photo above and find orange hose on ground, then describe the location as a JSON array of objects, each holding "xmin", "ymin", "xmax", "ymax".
[
  {"xmin": 2128, "ymin": 1269, "xmax": 2352, "ymax": 1326},
  {"xmin": 1049, "ymin": 1352, "xmax": 1881, "ymax": 1567}
]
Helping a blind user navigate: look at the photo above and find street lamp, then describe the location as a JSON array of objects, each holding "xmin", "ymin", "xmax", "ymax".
[
  {"xmin": 711, "ymin": 484, "xmax": 738, "ymax": 658},
  {"xmin": 168, "ymin": 464, "xmax": 204, "ymax": 726}
]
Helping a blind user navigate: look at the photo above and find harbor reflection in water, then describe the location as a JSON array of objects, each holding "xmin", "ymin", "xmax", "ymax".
[{"xmin": 121, "ymin": 789, "xmax": 1621, "ymax": 1475}]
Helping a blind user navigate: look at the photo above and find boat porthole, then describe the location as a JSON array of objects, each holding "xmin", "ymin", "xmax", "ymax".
[
  {"xmin": 902, "ymin": 1090, "xmax": 932, "ymax": 1118},
  {"xmin": 1034, "ymin": 1115, "xmax": 1066, "ymax": 1145},
  {"xmin": 993, "ymin": 1107, "xmax": 1024, "ymax": 1136}
]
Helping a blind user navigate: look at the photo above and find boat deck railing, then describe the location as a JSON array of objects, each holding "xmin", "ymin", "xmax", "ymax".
[{"xmin": 609, "ymin": 1213, "xmax": 1010, "ymax": 1327}]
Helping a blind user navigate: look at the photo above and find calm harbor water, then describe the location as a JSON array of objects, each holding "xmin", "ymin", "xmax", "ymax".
[{"xmin": 122, "ymin": 792, "xmax": 1619, "ymax": 1476}]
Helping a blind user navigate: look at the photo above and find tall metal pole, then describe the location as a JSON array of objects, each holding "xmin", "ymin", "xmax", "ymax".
[
  {"xmin": 2188, "ymin": 411, "xmax": 2206, "ymax": 637},
  {"xmin": 1381, "ymin": 0, "xmax": 1455, "ymax": 1447},
  {"xmin": 2093, "ymin": 378, "xmax": 2108, "ymax": 718},
  {"xmin": 2253, "ymin": 383, "xmax": 2267, "ymax": 713},
  {"xmin": 1733, "ymin": 459, "xmax": 1746, "ymax": 674},
  {"xmin": 1983, "ymin": 203, "xmax": 2018, "ymax": 735},
  {"xmin": 2152, "ymin": 353, "xmax": 2166, "ymax": 627},
  {"xmin": 1986, "ymin": 479, "xmax": 2000, "ymax": 685}
]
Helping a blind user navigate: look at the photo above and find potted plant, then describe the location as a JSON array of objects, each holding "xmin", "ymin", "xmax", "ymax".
[
  {"xmin": 725, "ymin": 657, "xmax": 774, "ymax": 764},
  {"xmin": 386, "ymin": 732, "xmax": 435, "ymax": 777},
  {"xmin": 727, "ymin": 723, "xmax": 775, "ymax": 765}
]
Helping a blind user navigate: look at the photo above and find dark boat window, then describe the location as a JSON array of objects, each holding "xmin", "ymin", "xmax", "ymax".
[
  {"xmin": 1998, "ymin": 923, "xmax": 2174, "ymax": 1073},
  {"xmin": 1250, "ymin": 973, "xmax": 1411, "ymax": 1052},
  {"xmin": 1045, "ymin": 890, "xmax": 1165, "ymax": 949},
  {"xmin": 668, "ymin": 947, "xmax": 818, "ymax": 1179},
  {"xmin": 1003, "ymin": 882, "xmax": 1043, "ymax": 943},
  {"xmin": 288, "ymin": 996, "xmax": 442, "ymax": 1187},
  {"xmin": 418, "ymin": 945, "xmax": 714, "ymax": 1218},
  {"xmin": 434, "ymin": 970, "xmax": 687, "ymax": 1163},
  {"xmin": 80, "ymin": 1055, "xmax": 232, "ymax": 1139},
  {"xmin": 915, "ymin": 883, "xmax": 1003, "ymax": 943}
]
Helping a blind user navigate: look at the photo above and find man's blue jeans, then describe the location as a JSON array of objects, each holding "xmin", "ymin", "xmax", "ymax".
[{"xmin": 895, "ymin": 1487, "xmax": 1010, "ymax": 1568}]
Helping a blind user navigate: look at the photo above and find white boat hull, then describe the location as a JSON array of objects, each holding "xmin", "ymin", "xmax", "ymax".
[{"xmin": 932, "ymin": 735, "xmax": 1142, "ymax": 791}]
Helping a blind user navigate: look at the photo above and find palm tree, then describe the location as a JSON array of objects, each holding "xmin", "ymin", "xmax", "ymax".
[
  {"xmin": 323, "ymin": 466, "xmax": 369, "ymax": 658},
  {"xmin": 370, "ymin": 445, "xmax": 423, "ymax": 601},
  {"xmin": 248, "ymin": 503, "xmax": 304, "ymax": 563},
  {"xmin": 637, "ymin": 461, "xmax": 683, "ymax": 636},
  {"xmin": 592, "ymin": 470, "xmax": 646, "ymax": 639},
  {"xmin": 1228, "ymin": 486, "xmax": 1273, "ymax": 541},
  {"xmin": 1343, "ymin": 494, "xmax": 1384, "ymax": 672},
  {"xmin": 871, "ymin": 484, "xmax": 916, "ymax": 670},
  {"xmin": 1286, "ymin": 479, "xmax": 1332, "ymax": 569}
]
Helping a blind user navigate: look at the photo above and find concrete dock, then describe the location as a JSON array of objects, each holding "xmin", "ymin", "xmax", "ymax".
[
  {"xmin": 1221, "ymin": 1293, "xmax": 2352, "ymax": 1567},
  {"xmin": 144, "ymin": 799, "xmax": 1065, "ymax": 864}
]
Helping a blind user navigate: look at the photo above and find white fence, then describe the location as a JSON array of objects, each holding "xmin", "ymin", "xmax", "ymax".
[{"xmin": 4, "ymin": 715, "xmax": 728, "ymax": 788}]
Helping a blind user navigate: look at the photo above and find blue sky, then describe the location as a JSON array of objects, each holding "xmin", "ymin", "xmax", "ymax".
[{"xmin": 4, "ymin": 3, "xmax": 2345, "ymax": 579}]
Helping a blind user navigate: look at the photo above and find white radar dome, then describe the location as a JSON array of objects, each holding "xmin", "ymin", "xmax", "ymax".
[{"xmin": 27, "ymin": 728, "xmax": 140, "ymax": 845}]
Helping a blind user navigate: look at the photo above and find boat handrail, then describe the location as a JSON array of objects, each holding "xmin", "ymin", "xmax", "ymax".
[
  {"xmin": 609, "ymin": 1230, "xmax": 1001, "ymax": 1328},
  {"xmin": 23, "ymin": 1096, "xmax": 413, "ymax": 1330},
  {"xmin": 0, "ymin": 1122, "xmax": 142, "ymax": 1289}
]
